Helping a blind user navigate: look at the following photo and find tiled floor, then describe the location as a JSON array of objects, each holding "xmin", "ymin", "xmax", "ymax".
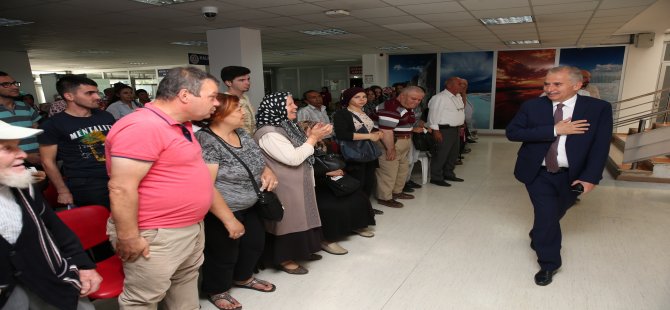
[{"xmin": 97, "ymin": 136, "xmax": 670, "ymax": 310}]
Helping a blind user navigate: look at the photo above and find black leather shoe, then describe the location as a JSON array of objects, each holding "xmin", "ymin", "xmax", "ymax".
[
  {"xmin": 406, "ymin": 180, "xmax": 422, "ymax": 189},
  {"xmin": 430, "ymin": 180, "xmax": 451, "ymax": 187},
  {"xmin": 534, "ymin": 269, "xmax": 558, "ymax": 286},
  {"xmin": 445, "ymin": 176, "xmax": 464, "ymax": 182},
  {"xmin": 402, "ymin": 185, "xmax": 415, "ymax": 193}
]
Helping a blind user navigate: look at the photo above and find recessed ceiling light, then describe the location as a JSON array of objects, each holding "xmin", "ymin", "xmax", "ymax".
[
  {"xmin": 77, "ymin": 49, "xmax": 113, "ymax": 54},
  {"xmin": 325, "ymin": 9, "xmax": 350, "ymax": 17},
  {"xmin": 480, "ymin": 16, "xmax": 533, "ymax": 25},
  {"xmin": 131, "ymin": 0, "xmax": 198, "ymax": 6},
  {"xmin": 378, "ymin": 45, "xmax": 409, "ymax": 51},
  {"xmin": 272, "ymin": 51, "xmax": 304, "ymax": 56},
  {"xmin": 128, "ymin": 62, "xmax": 147, "ymax": 65},
  {"xmin": 299, "ymin": 28, "xmax": 349, "ymax": 36},
  {"xmin": 504, "ymin": 39, "xmax": 540, "ymax": 45},
  {"xmin": 0, "ymin": 18, "xmax": 34, "ymax": 27},
  {"xmin": 170, "ymin": 41, "xmax": 208, "ymax": 46}
]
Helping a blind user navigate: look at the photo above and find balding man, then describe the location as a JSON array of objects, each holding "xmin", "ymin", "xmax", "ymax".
[
  {"xmin": 427, "ymin": 77, "xmax": 466, "ymax": 187},
  {"xmin": 375, "ymin": 86, "xmax": 425, "ymax": 208},
  {"xmin": 507, "ymin": 66, "xmax": 612, "ymax": 286},
  {"xmin": 106, "ymin": 67, "xmax": 223, "ymax": 308}
]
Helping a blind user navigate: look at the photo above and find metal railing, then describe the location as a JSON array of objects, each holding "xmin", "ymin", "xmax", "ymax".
[{"xmin": 612, "ymin": 87, "xmax": 670, "ymax": 131}]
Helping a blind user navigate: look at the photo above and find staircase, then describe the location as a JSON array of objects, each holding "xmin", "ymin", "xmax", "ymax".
[
  {"xmin": 606, "ymin": 88, "xmax": 670, "ymax": 183},
  {"xmin": 607, "ymin": 128, "xmax": 670, "ymax": 183}
]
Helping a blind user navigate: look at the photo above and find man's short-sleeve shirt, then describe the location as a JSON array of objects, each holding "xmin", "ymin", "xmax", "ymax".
[
  {"xmin": 38, "ymin": 109, "xmax": 114, "ymax": 178},
  {"xmin": 0, "ymin": 101, "xmax": 42, "ymax": 153},
  {"xmin": 105, "ymin": 103, "xmax": 213, "ymax": 229}
]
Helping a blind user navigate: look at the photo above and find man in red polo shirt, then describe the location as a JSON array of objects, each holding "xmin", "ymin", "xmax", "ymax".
[
  {"xmin": 105, "ymin": 67, "xmax": 229, "ymax": 309},
  {"xmin": 375, "ymin": 86, "xmax": 425, "ymax": 208}
]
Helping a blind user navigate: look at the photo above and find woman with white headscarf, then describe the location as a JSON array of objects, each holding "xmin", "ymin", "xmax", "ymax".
[{"xmin": 254, "ymin": 92, "xmax": 332, "ymax": 274}]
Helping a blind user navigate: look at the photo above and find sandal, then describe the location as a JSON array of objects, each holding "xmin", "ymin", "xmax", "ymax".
[
  {"xmin": 208, "ymin": 292, "xmax": 242, "ymax": 310},
  {"xmin": 280, "ymin": 264, "xmax": 308, "ymax": 275},
  {"xmin": 234, "ymin": 278, "xmax": 276, "ymax": 292}
]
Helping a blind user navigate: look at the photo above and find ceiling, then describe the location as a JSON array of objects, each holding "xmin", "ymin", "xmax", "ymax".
[{"xmin": 0, "ymin": 0, "xmax": 661, "ymax": 72}]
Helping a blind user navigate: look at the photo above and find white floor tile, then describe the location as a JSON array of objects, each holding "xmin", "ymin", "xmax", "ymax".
[{"xmin": 96, "ymin": 136, "xmax": 670, "ymax": 310}]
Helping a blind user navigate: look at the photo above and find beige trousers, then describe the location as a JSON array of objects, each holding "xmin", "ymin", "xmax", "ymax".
[
  {"xmin": 375, "ymin": 138, "xmax": 412, "ymax": 200},
  {"xmin": 107, "ymin": 220, "xmax": 205, "ymax": 310}
]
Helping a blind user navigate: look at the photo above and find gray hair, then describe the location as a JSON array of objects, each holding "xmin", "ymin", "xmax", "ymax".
[
  {"xmin": 548, "ymin": 66, "xmax": 583, "ymax": 84},
  {"xmin": 155, "ymin": 67, "xmax": 219, "ymax": 100},
  {"xmin": 401, "ymin": 85, "xmax": 425, "ymax": 95}
]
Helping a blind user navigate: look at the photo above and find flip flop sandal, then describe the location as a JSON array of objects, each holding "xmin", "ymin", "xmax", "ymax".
[
  {"xmin": 208, "ymin": 292, "xmax": 242, "ymax": 310},
  {"xmin": 234, "ymin": 278, "xmax": 277, "ymax": 292}
]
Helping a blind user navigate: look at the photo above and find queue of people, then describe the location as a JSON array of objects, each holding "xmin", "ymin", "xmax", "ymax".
[{"xmin": 1, "ymin": 66, "xmax": 477, "ymax": 309}]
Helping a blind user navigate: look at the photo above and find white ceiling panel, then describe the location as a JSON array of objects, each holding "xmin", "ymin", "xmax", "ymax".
[
  {"xmin": 0, "ymin": 0, "xmax": 659, "ymax": 70},
  {"xmin": 460, "ymin": 0, "xmax": 530, "ymax": 11},
  {"xmin": 470, "ymin": 7, "xmax": 533, "ymax": 19},
  {"xmin": 396, "ymin": 2, "xmax": 465, "ymax": 15}
]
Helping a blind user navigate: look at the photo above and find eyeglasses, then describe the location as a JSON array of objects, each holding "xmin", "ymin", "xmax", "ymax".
[
  {"xmin": 178, "ymin": 124, "xmax": 193, "ymax": 142},
  {"xmin": 0, "ymin": 81, "xmax": 20, "ymax": 88}
]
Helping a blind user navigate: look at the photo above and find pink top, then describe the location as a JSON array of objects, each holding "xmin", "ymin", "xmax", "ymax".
[{"xmin": 105, "ymin": 103, "xmax": 213, "ymax": 229}]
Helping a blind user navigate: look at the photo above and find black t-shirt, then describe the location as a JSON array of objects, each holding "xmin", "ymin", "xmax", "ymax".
[{"xmin": 38, "ymin": 110, "xmax": 115, "ymax": 178}]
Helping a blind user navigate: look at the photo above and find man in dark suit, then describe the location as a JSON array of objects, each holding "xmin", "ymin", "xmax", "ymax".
[{"xmin": 506, "ymin": 66, "xmax": 613, "ymax": 286}]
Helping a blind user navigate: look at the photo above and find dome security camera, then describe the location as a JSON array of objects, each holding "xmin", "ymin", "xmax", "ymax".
[{"xmin": 202, "ymin": 6, "xmax": 218, "ymax": 20}]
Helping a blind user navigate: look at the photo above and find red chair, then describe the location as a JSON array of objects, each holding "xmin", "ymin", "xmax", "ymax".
[{"xmin": 56, "ymin": 205, "xmax": 124, "ymax": 299}]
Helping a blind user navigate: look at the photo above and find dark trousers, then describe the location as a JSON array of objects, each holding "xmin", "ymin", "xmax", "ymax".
[
  {"xmin": 526, "ymin": 169, "xmax": 579, "ymax": 271},
  {"xmin": 430, "ymin": 127, "xmax": 459, "ymax": 181},
  {"xmin": 201, "ymin": 207, "xmax": 265, "ymax": 294},
  {"xmin": 345, "ymin": 160, "xmax": 378, "ymax": 198},
  {"xmin": 67, "ymin": 177, "xmax": 110, "ymax": 208}
]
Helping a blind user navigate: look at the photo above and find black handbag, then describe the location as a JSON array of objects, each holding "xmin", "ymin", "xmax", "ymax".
[
  {"xmin": 337, "ymin": 113, "xmax": 382, "ymax": 162},
  {"xmin": 325, "ymin": 174, "xmax": 360, "ymax": 197},
  {"xmin": 412, "ymin": 132, "xmax": 435, "ymax": 152},
  {"xmin": 201, "ymin": 128, "xmax": 284, "ymax": 221},
  {"xmin": 313, "ymin": 149, "xmax": 346, "ymax": 172}
]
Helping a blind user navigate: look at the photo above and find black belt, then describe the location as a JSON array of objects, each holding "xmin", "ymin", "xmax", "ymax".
[
  {"xmin": 540, "ymin": 166, "xmax": 568, "ymax": 173},
  {"xmin": 438, "ymin": 124, "xmax": 458, "ymax": 129}
]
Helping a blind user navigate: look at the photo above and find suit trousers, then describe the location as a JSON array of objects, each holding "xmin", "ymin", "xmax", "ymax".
[
  {"xmin": 375, "ymin": 138, "xmax": 411, "ymax": 200},
  {"xmin": 107, "ymin": 220, "xmax": 205, "ymax": 310},
  {"xmin": 525, "ymin": 169, "xmax": 578, "ymax": 271},
  {"xmin": 430, "ymin": 127, "xmax": 459, "ymax": 181}
]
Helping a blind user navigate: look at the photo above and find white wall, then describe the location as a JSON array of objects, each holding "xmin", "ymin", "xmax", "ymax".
[
  {"xmin": 362, "ymin": 53, "xmax": 388, "ymax": 88},
  {"xmin": 0, "ymin": 51, "xmax": 36, "ymax": 100},
  {"xmin": 612, "ymin": 0, "xmax": 670, "ymax": 132}
]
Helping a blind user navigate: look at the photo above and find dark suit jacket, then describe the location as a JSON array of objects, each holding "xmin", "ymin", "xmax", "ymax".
[
  {"xmin": 0, "ymin": 188, "xmax": 95, "ymax": 309},
  {"xmin": 506, "ymin": 95, "xmax": 613, "ymax": 185}
]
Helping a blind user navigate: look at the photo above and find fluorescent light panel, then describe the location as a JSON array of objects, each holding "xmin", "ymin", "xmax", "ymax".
[
  {"xmin": 378, "ymin": 45, "xmax": 409, "ymax": 50},
  {"xmin": 480, "ymin": 16, "xmax": 533, "ymax": 25},
  {"xmin": 504, "ymin": 39, "xmax": 540, "ymax": 45},
  {"xmin": 0, "ymin": 18, "xmax": 34, "ymax": 27},
  {"xmin": 299, "ymin": 28, "xmax": 349, "ymax": 36},
  {"xmin": 170, "ymin": 41, "xmax": 208, "ymax": 46},
  {"xmin": 132, "ymin": 0, "xmax": 197, "ymax": 5}
]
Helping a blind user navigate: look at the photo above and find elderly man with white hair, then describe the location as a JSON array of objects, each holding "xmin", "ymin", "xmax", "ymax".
[{"xmin": 0, "ymin": 120, "xmax": 102, "ymax": 310}]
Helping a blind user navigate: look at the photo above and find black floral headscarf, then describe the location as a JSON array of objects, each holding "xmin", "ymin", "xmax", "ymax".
[{"xmin": 256, "ymin": 92, "xmax": 314, "ymax": 165}]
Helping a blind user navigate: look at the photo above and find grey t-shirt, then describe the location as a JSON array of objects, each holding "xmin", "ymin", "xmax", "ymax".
[{"xmin": 195, "ymin": 128, "xmax": 265, "ymax": 212}]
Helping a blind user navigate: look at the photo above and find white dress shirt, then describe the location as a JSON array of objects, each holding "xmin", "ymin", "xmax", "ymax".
[
  {"xmin": 543, "ymin": 94, "xmax": 577, "ymax": 168},
  {"xmin": 427, "ymin": 89, "xmax": 465, "ymax": 130}
]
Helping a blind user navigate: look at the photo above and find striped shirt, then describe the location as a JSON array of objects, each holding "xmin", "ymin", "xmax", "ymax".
[
  {"xmin": 0, "ymin": 101, "xmax": 41, "ymax": 153},
  {"xmin": 376, "ymin": 98, "xmax": 415, "ymax": 136}
]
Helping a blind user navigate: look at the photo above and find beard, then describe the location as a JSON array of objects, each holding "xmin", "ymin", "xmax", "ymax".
[{"xmin": 0, "ymin": 168, "xmax": 34, "ymax": 189}]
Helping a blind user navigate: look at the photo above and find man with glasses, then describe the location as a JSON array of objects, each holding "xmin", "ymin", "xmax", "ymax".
[
  {"xmin": 427, "ymin": 77, "xmax": 466, "ymax": 187},
  {"xmin": 105, "ymin": 67, "xmax": 221, "ymax": 309},
  {"xmin": 0, "ymin": 71, "xmax": 42, "ymax": 167}
]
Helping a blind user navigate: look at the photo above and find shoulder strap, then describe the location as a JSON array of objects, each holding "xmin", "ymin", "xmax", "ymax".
[{"xmin": 201, "ymin": 128, "xmax": 263, "ymax": 197}]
